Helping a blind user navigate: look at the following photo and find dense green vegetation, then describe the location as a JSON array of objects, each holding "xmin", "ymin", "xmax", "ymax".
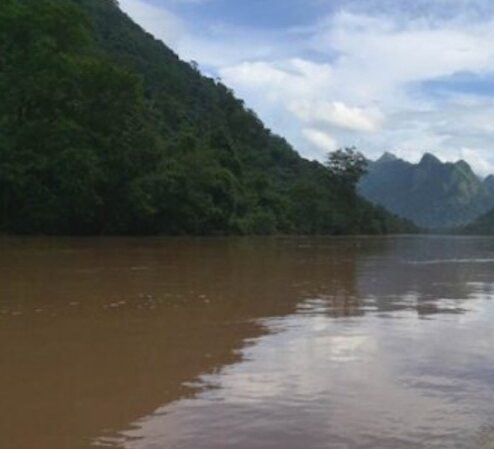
[
  {"xmin": 326, "ymin": 148, "xmax": 368, "ymax": 191},
  {"xmin": 0, "ymin": 0, "xmax": 415, "ymax": 235},
  {"xmin": 359, "ymin": 152, "xmax": 494, "ymax": 229}
]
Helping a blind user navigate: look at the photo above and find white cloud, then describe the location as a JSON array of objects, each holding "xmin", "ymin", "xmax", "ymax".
[
  {"xmin": 121, "ymin": 0, "xmax": 494, "ymax": 175},
  {"xmin": 119, "ymin": 0, "xmax": 184, "ymax": 51},
  {"xmin": 179, "ymin": 35, "xmax": 280, "ymax": 68},
  {"xmin": 302, "ymin": 128, "xmax": 338, "ymax": 152},
  {"xmin": 217, "ymin": 11, "xmax": 494, "ymax": 173},
  {"xmin": 442, "ymin": 148, "xmax": 494, "ymax": 177},
  {"xmin": 220, "ymin": 61, "xmax": 294, "ymax": 94},
  {"xmin": 219, "ymin": 59, "xmax": 333, "ymax": 98},
  {"xmin": 289, "ymin": 100, "xmax": 383, "ymax": 132},
  {"xmin": 312, "ymin": 12, "xmax": 494, "ymax": 107}
]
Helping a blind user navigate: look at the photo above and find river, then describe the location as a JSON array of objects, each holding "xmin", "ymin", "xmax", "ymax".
[{"xmin": 1, "ymin": 236, "xmax": 494, "ymax": 449}]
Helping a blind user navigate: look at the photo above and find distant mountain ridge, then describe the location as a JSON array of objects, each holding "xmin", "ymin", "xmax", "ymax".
[
  {"xmin": 358, "ymin": 152, "xmax": 494, "ymax": 229},
  {"xmin": 484, "ymin": 175, "xmax": 494, "ymax": 192}
]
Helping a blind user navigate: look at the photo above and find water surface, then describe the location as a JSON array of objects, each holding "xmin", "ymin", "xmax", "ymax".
[{"xmin": 1, "ymin": 236, "xmax": 494, "ymax": 449}]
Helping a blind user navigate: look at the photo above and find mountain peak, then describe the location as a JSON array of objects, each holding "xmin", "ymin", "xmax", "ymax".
[
  {"xmin": 376, "ymin": 152, "xmax": 398, "ymax": 164},
  {"xmin": 419, "ymin": 152, "xmax": 441, "ymax": 166},
  {"xmin": 455, "ymin": 159, "xmax": 474, "ymax": 175},
  {"xmin": 359, "ymin": 151, "xmax": 494, "ymax": 229}
]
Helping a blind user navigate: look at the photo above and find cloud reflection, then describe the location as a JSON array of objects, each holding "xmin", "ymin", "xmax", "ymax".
[{"xmin": 100, "ymin": 237, "xmax": 494, "ymax": 449}]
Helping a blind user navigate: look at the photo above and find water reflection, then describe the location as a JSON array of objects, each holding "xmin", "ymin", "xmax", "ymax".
[
  {"xmin": 105, "ymin": 302, "xmax": 494, "ymax": 449},
  {"xmin": 1, "ymin": 236, "xmax": 494, "ymax": 449}
]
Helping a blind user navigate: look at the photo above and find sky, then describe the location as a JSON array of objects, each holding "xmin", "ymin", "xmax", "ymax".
[{"xmin": 119, "ymin": 0, "xmax": 494, "ymax": 176}]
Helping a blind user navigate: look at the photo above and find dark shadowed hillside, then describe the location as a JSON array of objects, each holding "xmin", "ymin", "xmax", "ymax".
[
  {"xmin": 359, "ymin": 152, "xmax": 494, "ymax": 229},
  {"xmin": 484, "ymin": 175, "xmax": 494, "ymax": 192},
  {"xmin": 0, "ymin": 0, "xmax": 415, "ymax": 235},
  {"xmin": 462, "ymin": 207, "xmax": 494, "ymax": 235}
]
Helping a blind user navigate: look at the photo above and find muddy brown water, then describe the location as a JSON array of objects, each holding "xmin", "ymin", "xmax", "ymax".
[{"xmin": 1, "ymin": 236, "xmax": 494, "ymax": 449}]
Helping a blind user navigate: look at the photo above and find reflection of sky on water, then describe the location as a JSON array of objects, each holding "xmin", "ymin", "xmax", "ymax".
[{"xmin": 101, "ymin": 237, "xmax": 494, "ymax": 449}]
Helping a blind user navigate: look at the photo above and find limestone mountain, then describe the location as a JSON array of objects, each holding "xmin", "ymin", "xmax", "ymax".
[
  {"xmin": 462, "ymin": 207, "xmax": 494, "ymax": 235},
  {"xmin": 359, "ymin": 153, "xmax": 494, "ymax": 229},
  {"xmin": 484, "ymin": 175, "xmax": 494, "ymax": 192}
]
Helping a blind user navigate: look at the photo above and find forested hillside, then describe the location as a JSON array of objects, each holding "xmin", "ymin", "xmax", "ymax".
[
  {"xmin": 359, "ymin": 153, "xmax": 494, "ymax": 229},
  {"xmin": 462, "ymin": 208, "xmax": 494, "ymax": 235},
  {"xmin": 0, "ymin": 0, "xmax": 415, "ymax": 235}
]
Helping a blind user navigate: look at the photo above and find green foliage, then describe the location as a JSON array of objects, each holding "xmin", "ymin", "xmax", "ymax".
[
  {"xmin": 0, "ymin": 0, "xmax": 416, "ymax": 235},
  {"xmin": 326, "ymin": 147, "xmax": 368, "ymax": 190}
]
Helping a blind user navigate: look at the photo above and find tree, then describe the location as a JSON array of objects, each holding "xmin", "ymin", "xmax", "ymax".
[
  {"xmin": 0, "ymin": 0, "xmax": 415, "ymax": 236},
  {"xmin": 326, "ymin": 147, "xmax": 368, "ymax": 190}
]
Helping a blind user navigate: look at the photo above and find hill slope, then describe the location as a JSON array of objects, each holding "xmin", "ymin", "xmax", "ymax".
[
  {"xmin": 359, "ymin": 153, "xmax": 494, "ymax": 229},
  {"xmin": 0, "ymin": 0, "xmax": 414, "ymax": 235},
  {"xmin": 484, "ymin": 175, "xmax": 494, "ymax": 192},
  {"xmin": 462, "ymin": 208, "xmax": 494, "ymax": 235}
]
